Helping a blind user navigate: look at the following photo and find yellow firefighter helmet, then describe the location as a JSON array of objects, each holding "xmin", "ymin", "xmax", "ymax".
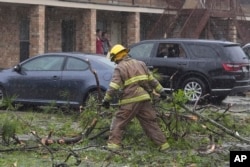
[{"xmin": 109, "ymin": 44, "xmax": 129, "ymax": 62}]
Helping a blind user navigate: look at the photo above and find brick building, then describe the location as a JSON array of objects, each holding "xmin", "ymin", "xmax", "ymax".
[{"xmin": 0, "ymin": 0, "xmax": 250, "ymax": 68}]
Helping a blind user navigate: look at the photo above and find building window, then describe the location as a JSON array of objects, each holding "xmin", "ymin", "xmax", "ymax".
[
  {"xmin": 19, "ymin": 19, "xmax": 30, "ymax": 62},
  {"xmin": 62, "ymin": 20, "xmax": 76, "ymax": 52}
]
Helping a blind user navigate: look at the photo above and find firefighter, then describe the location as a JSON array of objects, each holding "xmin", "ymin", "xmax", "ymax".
[{"xmin": 102, "ymin": 44, "xmax": 170, "ymax": 151}]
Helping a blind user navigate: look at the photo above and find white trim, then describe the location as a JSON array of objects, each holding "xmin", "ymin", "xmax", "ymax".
[{"xmin": 0, "ymin": 0, "xmax": 166, "ymax": 14}]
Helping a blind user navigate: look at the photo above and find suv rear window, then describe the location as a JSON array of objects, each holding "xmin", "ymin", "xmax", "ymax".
[
  {"xmin": 224, "ymin": 46, "xmax": 248, "ymax": 62},
  {"xmin": 187, "ymin": 44, "xmax": 218, "ymax": 58}
]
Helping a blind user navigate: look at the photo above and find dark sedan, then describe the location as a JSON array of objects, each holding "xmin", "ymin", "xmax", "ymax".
[{"xmin": 0, "ymin": 53, "xmax": 115, "ymax": 109}]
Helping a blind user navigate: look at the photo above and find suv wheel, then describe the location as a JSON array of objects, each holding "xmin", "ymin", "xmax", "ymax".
[{"xmin": 182, "ymin": 77, "xmax": 207, "ymax": 103}]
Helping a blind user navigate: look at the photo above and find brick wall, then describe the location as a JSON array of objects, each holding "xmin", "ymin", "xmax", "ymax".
[
  {"xmin": 0, "ymin": 5, "xmax": 101, "ymax": 68},
  {"xmin": 0, "ymin": 4, "xmax": 138, "ymax": 68},
  {"xmin": 81, "ymin": 9, "xmax": 96, "ymax": 53},
  {"xmin": 0, "ymin": 5, "xmax": 28, "ymax": 68},
  {"xmin": 126, "ymin": 12, "xmax": 140, "ymax": 46},
  {"xmin": 30, "ymin": 5, "xmax": 45, "ymax": 57},
  {"xmin": 46, "ymin": 8, "xmax": 64, "ymax": 52},
  {"xmin": 46, "ymin": 8, "xmax": 96, "ymax": 53}
]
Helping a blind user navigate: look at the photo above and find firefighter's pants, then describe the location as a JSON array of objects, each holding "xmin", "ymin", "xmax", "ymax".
[{"xmin": 108, "ymin": 100, "xmax": 167, "ymax": 146}]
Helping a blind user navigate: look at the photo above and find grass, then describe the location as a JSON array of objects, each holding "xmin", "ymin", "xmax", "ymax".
[{"xmin": 1, "ymin": 98, "xmax": 250, "ymax": 166}]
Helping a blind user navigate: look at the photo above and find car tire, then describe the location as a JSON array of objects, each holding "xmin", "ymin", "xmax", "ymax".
[{"xmin": 181, "ymin": 77, "xmax": 207, "ymax": 103}]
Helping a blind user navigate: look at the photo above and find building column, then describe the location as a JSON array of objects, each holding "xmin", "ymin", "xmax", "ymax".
[
  {"xmin": 228, "ymin": 20, "xmax": 237, "ymax": 42},
  {"xmin": 81, "ymin": 9, "xmax": 96, "ymax": 53},
  {"xmin": 126, "ymin": 12, "xmax": 140, "ymax": 46},
  {"xmin": 30, "ymin": 5, "xmax": 45, "ymax": 56}
]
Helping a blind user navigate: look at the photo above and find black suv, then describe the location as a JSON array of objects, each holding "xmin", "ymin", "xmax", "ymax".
[
  {"xmin": 242, "ymin": 43, "xmax": 250, "ymax": 59},
  {"xmin": 129, "ymin": 39, "xmax": 250, "ymax": 103}
]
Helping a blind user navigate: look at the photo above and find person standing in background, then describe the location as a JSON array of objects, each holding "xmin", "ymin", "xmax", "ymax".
[
  {"xmin": 102, "ymin": 31, "xmax": 111, "ymax": 55},
  {"xmin": 96, "ymin": 29, "xmax": 104, "ymax": 54}
]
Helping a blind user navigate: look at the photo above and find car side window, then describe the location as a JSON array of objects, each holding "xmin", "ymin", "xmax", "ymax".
[
  {"xmin": 157, "ymin": 43, "xmax": 186, "ymax": 58},
  {"xmin": 22, "ymin": 56, "xmax": 64, "ymax": 71},
  {"xmin": 188, "ymin": 44, "xmax": 218, "ymax": 58},
  {"xmin": 65, "ymin": 57, "xmax": 89, "ymax": 71},
  {"xmin": 129, "ymin": 43, "xmax": 154, "ymax": 58}
]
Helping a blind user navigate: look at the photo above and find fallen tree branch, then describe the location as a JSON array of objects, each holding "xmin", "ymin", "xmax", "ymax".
[
  {"xmin": 40, "ymin": 134, "xmax": 83, "ymax": 145},
  {"xmin": 31, "ymin": 131, "xmax": 56, "ymax": 165},
  {"xmin": 38, "ymin": 118, "xmax": 98, "ymax": 146},
  {"xmin": 87, "ymin": 59, "xmax": 102, "ymax": 112},
  {"xmin": 180, "ymin": 104, "xmax": 250, "ymax": 144},
  {"xmin": 84, "ymin": 118, "xmax": 98, "ymax": 138},
  {"xmin": 214, "ymin": 103, "xmax": 231, "ymax": 121},
  {"xmin": 0, "ymin": 145, "xmax": 40, "ymax": 152},
  {"xmin": 15, "ymin": 118, "xmax": 98, "ymax": 146},
  {"xmin": 88, "ymin": 127, "xmax": 109, "ymax": 140}
]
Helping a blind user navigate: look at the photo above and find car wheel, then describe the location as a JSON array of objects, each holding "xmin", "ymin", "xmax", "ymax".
[{"xmin": 182, "ymin": 77, "xmax": 207, "ymax": 103}]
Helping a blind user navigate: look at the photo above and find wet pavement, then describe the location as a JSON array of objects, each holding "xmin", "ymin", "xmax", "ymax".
[{"xmin": 222, "ymin": 93, "xmax": 250, "ymax": 112}]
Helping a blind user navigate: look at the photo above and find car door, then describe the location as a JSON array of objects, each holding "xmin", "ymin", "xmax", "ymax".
[
  {"xmin": 8, "ymin": 55, "xmax": 64, "ymax": 102},
  {"xmin": 59, "ymin": 56, "xmax": 91, "ymax": 105},
  {"xmin": 147, "ymin": 42, "xmax": 189, "ymax": 89},
  {"xmin": 129, "ymin": 41, "xmax": 189, "ymax": 89}
]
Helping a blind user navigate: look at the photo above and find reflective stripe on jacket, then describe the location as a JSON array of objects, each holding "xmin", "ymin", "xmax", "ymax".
[{"xmin": 104, "ymin": 56, "xmax": 163, "ymax": 105}]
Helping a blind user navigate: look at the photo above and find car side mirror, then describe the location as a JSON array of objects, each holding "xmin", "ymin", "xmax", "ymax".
[{"xmin": 13, "ymin": 64, "xmax": 21, "ymax": 72}]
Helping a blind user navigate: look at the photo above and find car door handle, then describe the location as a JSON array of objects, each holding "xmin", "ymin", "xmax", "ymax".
[
  {"xmin": 147, "ymin": 66, "xmax": 154, "ymax": 70},
  {"xmin": 52, "ymin": 76, "xmax": 60, "ymax": 80}
]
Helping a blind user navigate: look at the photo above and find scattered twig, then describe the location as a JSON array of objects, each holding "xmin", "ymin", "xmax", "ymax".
[
  {"xmin": 198, "ymin": 135, "xmax": 216, "ymax": 155},
  {"xmin": 214, "ymin": 103, "xmax": 232, "ymax": 121},
  {"xmin": 88, "ymin": 127, "xmax": 109, "ymax": 140},
  {"xmin": 86, "ymin": 59, "xmax": 102, "ymax": 111},
  {"xmin": 31, "ymin": 131, "xmax": 56, "ymax": 165},
  {"xmin": 169, "ymin": 70, "xmax": 178, "ymax": 93},
  {"xmin": 12, "ymin": 134, "xmax": 23, "ymax": 145},
  {"xmin": 63, "ymin": 148, "xmax": 81, "ymax": 166},
  {"xmin": 0, "ymin": 145, "xmax": 40, "ymax": 152},
  {"xmin": 84, "ymin": 118, "xmax": 98, "ymax": 138},
  {"xmin": 180, "ymin": 104, "xmax": 250, "ymax": 144},
  {"xmin": 194, "ymin": 104, "xmax": 221, "ymax": 112},
  {"xmin": 193, "ymin": 93, "xmax": 210, "ymax": 110}
]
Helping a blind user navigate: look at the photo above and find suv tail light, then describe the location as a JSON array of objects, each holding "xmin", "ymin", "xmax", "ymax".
[{"xmin": 222, "ymin": 63, "xmax": 249, "ymax": 72}]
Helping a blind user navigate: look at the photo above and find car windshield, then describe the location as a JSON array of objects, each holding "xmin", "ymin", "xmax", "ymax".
[{"xmin": 224, "ymin": 46, "xmax": 249, "ymax": 62}]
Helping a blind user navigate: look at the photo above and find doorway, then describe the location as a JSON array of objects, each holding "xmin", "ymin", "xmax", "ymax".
[
  {"xmin": 62, "ymin": 20, "xmax": 76, "ymax": 52},
  {"xmin": 111, "ymin": 21, "xmax": 121, "ymax": 45}
]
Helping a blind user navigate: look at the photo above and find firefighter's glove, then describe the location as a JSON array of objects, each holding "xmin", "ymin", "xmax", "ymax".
[
  {"xmin": 159, "ymin": 91, "xmax": 167, "ymax": 100},
  {"xmin": 102, "ymin": 100, "xmax": 110, "ymax": 109}
]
